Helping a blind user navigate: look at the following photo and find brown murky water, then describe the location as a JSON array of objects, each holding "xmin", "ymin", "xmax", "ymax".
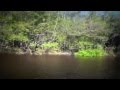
[{"xmin": 0, "ymin": 54, "xmax": 120, "ymax": 79}]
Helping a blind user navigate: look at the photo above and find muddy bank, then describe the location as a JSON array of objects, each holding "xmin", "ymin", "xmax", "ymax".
[{"xmin": 0, "ymin": 49, "xmax": 72, "ymax": 56}]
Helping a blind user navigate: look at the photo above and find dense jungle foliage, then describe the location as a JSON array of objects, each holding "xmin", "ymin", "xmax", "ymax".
[{"xmin": 0, "ymin": 11, "xmax": 120, "ymax": 57}]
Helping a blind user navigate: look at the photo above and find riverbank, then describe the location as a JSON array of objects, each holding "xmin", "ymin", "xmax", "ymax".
[
  {"xmin": 0, "ymin": 47, "xmax": 118, "ymax": 57},
  {"xmin": 21, "ymin": 51, "xmax": 72, "ymax": 56},
  {"xmin": 0, "ymin": 47, "xmax": 72, "ymax": 56}
]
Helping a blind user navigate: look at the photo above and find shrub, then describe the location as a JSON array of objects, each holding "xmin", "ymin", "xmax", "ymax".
[{"xmin": 74, "ymin": 48, "xmax": 107, "ymax": 57}]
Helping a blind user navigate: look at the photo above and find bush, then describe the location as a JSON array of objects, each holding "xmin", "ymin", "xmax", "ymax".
[{"xmin": 74, "ymin": 48, "xmax": 107, "ymax": 57}]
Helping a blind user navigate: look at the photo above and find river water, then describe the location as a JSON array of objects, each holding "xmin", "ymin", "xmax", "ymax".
[{"xmin": 0, "ymin": 54, "xmax": 120, "ymax": 79}]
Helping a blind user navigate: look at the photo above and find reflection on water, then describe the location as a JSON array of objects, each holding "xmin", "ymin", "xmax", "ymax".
[{"xmin": 0, "ymin": 54, "xmax": 120, "ymax": 79}]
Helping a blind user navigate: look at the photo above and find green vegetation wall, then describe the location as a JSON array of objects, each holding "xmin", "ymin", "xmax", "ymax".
[{"xmin": 0, "ymin": 11, "xmax": 120, "ymax": 56}]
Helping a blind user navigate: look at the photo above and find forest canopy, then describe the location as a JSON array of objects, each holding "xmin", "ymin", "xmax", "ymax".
[{"xmin": 0, "ymin": 11, "xmax": 120, "ymax": 57}]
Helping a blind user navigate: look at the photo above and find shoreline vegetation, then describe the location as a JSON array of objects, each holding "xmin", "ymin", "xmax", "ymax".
[
  {"xmin": 0, "ymin": 47, "xmax": 116, "ymax": 57},
  {"xmin": 0, "ymin": 11, "xmax": 120, "ymax": 57}
]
